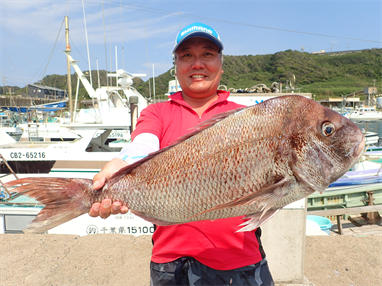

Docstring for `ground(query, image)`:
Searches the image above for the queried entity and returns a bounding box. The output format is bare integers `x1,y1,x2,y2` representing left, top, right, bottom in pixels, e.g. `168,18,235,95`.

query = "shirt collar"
169,90,230,108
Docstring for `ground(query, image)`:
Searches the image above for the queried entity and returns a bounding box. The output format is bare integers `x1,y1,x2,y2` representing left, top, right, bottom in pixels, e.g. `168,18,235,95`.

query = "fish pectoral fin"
236,209,280,232
191,177,290,219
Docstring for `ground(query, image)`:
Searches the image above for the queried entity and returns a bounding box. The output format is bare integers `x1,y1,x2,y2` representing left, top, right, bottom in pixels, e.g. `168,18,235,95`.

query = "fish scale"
5,95,365,233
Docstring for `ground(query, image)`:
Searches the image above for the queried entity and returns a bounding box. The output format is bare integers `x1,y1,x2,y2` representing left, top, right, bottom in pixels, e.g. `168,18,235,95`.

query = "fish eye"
322,123,335,136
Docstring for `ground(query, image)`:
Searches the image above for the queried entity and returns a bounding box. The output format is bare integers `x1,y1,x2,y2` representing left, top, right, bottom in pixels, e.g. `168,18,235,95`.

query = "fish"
5,95,365,234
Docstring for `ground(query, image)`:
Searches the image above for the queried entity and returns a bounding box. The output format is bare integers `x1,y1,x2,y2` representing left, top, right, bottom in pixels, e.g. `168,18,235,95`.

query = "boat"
307,167,382,221
0,191,153,235
2,100,67,114
0,66,147,178
0,16,148,182
363,130,380,146
0,69,147,180
331,107,351,119
16,109,130,143
165,79,182,96
0,111,24,145
349,107,382,121
0,17,153,235
350,145,382,171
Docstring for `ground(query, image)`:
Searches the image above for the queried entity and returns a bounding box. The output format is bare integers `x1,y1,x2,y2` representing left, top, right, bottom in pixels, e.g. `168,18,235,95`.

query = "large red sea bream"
5,95,365,233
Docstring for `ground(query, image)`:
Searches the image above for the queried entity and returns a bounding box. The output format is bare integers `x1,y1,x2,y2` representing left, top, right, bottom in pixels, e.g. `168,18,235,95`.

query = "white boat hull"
0,205,154,236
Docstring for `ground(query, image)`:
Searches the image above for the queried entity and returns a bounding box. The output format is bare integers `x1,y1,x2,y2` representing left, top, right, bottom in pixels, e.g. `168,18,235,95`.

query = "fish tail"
4,177,94,234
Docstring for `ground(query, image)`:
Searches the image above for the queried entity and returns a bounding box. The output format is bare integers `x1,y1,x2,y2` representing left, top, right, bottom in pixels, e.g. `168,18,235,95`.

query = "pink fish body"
6,95,365,233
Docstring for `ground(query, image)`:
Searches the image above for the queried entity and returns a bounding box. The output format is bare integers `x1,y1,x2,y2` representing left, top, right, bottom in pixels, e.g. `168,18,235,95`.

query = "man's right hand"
89,158,129,219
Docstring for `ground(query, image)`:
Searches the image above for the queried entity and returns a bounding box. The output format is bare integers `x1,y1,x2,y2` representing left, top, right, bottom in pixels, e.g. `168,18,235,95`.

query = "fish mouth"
357,135,366,156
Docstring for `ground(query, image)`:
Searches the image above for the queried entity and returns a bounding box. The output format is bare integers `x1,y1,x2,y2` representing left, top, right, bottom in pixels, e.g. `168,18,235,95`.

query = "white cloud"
2,1,77,40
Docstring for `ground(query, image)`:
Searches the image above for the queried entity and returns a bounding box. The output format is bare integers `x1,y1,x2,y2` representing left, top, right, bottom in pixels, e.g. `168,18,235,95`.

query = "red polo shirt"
131,90,264,270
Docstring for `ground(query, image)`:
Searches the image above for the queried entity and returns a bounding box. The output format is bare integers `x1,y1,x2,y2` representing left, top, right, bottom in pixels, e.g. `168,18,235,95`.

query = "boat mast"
65,16,73,123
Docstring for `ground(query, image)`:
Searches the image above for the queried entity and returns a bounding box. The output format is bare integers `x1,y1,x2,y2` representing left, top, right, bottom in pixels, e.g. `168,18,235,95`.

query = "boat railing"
0,153,21,201
0,201,44,207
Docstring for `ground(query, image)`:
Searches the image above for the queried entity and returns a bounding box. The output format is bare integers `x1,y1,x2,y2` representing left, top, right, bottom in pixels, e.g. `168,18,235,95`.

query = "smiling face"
174,37,223,100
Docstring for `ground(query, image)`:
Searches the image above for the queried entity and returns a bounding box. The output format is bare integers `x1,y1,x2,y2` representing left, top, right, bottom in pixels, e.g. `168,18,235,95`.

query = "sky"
0,0,381,89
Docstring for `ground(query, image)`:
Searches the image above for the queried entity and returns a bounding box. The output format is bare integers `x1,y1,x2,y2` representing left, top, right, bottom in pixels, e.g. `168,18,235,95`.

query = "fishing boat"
0,16,148,183
0,112,24,145
349,107,382,121
0,26,152,235
0,192,153,236
3,100,68,114
363,130,380,146
165,79,182,96
1,72,146,178
0,68,147,181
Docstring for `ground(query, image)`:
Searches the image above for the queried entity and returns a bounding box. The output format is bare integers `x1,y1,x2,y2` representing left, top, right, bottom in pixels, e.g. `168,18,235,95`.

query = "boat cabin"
354,107,378,113
28,84,68,100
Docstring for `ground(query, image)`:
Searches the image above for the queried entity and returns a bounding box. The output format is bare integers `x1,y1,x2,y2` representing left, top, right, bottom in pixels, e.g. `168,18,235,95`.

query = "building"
27,84,68,100
317,97,361,109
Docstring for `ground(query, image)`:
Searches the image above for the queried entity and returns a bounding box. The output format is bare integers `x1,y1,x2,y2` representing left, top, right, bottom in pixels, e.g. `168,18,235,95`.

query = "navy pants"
150,257,274,286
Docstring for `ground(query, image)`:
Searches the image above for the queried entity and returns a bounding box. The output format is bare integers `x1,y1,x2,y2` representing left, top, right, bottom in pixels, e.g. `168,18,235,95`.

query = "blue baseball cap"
172,22,224,54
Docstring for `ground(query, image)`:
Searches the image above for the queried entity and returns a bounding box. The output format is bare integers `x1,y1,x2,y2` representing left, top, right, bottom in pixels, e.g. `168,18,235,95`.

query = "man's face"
174,37,223,99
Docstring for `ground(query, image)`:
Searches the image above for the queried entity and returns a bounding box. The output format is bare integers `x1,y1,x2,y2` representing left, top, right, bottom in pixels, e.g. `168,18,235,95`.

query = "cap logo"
180,26,213,37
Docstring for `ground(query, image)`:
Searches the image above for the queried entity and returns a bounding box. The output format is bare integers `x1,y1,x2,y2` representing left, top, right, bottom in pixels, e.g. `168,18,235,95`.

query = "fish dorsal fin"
105,106,247,187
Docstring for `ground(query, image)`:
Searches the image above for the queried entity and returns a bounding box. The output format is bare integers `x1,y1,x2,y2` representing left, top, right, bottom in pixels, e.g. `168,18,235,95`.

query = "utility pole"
65,16,73,123
2,76,5,95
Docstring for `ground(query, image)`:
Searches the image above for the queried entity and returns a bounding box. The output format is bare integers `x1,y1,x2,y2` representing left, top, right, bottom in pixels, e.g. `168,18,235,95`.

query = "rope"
40,20,65,83
80,0,381,44
0,45,28,86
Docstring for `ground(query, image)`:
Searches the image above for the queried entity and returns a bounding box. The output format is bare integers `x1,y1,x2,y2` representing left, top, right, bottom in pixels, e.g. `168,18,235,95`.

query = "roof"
28,84,67,92
318,98,360,103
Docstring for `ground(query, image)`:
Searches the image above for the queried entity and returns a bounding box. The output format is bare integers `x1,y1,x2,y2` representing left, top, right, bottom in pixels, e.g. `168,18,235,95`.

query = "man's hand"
89,158,129,219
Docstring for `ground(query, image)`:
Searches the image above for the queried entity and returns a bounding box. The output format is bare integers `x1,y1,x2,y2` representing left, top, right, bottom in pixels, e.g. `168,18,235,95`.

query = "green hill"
5,48,381,102
139,48,382,100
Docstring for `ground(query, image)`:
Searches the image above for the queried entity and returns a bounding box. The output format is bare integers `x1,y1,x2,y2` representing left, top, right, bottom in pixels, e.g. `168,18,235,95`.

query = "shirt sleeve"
114,133,160,164
131,104,163,141
114,103,164,164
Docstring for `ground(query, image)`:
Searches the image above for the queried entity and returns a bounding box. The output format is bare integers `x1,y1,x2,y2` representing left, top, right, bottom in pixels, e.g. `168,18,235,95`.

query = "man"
90,22,274,286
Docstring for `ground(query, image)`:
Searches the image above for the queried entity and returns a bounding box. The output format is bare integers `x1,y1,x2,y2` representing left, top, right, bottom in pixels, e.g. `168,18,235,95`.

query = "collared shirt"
131,90,264,270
